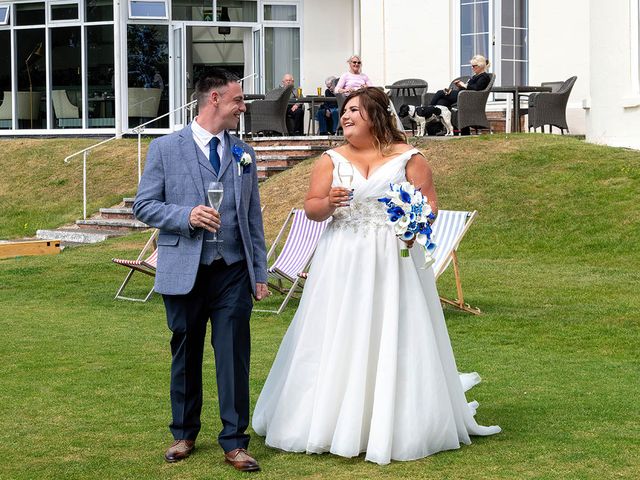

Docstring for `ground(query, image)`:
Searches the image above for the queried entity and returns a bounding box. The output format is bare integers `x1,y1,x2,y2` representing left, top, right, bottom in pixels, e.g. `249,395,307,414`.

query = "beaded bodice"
324,148,420,233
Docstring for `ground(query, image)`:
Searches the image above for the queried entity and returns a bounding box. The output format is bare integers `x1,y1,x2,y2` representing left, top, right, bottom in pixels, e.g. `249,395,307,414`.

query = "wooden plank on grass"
0,240,61,259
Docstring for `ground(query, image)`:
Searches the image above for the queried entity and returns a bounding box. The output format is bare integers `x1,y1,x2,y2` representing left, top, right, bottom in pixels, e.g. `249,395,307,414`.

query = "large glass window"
129,0,168,19
85,0,113,22
0,30,11,129
17,29,46,129
264,4,296,21
172,0,210,21
219,0,257,22
172,0,256,22
500,0,528,85
264,27,299,91
460,0,489,76
127,24,168,128
16,2,45,26
459,0,528,84
0,5,9,25
51,26,82,128
87,24,115,128
50,2,79,21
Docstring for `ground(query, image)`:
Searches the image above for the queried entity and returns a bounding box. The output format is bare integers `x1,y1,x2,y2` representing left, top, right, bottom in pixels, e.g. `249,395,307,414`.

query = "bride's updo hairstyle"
342,87,406,154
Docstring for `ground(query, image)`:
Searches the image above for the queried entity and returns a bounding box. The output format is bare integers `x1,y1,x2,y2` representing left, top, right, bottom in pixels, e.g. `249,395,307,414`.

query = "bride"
252,87,500,465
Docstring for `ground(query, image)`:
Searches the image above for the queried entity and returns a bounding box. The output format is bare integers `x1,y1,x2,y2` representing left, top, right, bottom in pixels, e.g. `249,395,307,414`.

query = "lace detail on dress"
329,198,390,234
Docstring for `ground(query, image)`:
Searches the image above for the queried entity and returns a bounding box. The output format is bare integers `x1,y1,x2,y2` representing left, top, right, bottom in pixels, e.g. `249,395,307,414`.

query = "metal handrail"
64,99,197,219
63,72,256,220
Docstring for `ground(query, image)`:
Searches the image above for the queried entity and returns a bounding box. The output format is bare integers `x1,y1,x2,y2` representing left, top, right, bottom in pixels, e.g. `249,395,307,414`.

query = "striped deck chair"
255,208,330,314
430,210,480,314
112,230,158,302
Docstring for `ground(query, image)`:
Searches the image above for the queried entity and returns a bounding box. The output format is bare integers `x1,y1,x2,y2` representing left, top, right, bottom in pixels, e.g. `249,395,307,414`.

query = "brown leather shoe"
224,448,260,472
164,439,195,463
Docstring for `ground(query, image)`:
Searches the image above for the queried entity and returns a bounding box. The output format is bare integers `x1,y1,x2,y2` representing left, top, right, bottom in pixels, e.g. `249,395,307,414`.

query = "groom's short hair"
195,68,239,109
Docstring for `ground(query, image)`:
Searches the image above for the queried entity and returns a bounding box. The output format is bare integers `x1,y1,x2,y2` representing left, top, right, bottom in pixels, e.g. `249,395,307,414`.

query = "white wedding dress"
252,148,500,465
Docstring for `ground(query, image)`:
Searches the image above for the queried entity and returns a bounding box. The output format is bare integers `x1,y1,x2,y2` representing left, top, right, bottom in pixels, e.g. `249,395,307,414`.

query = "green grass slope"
0,134,638,479
0,137,150,238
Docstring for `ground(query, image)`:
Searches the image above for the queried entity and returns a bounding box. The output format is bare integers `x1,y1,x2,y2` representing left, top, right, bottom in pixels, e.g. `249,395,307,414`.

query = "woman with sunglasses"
335,55,372,94
429,54,491,109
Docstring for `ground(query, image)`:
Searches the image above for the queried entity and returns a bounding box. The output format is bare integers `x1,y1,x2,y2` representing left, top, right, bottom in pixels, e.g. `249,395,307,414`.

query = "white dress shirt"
191,117,225,162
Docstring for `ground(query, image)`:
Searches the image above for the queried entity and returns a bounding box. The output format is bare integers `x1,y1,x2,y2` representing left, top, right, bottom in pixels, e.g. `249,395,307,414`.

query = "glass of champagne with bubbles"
337,162,354,218
207,181,224,242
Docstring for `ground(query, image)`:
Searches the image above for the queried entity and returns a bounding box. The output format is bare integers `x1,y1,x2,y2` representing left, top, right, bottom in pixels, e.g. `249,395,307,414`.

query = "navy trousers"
162,260,253,452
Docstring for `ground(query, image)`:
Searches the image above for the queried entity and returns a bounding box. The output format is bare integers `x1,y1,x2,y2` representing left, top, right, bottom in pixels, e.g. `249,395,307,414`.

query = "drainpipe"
353,0,361,54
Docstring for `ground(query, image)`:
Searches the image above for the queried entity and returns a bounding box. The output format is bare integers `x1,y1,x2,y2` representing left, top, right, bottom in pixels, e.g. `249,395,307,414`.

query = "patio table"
491,85,553,132
385,84,428,96
289,95,338,135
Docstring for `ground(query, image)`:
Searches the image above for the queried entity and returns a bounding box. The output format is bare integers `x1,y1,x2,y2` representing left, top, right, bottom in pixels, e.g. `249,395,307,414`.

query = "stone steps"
247,136,341,180
36,227,126,245
76,218,148,231
100,207,134,219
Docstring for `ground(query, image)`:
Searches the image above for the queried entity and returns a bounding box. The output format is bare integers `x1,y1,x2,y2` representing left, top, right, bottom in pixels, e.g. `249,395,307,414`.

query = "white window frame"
49,0,80,23
128,0,169,21
0,3,10,25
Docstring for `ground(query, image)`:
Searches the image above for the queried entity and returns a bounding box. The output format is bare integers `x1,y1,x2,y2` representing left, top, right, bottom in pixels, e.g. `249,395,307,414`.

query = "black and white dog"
397,104,454,136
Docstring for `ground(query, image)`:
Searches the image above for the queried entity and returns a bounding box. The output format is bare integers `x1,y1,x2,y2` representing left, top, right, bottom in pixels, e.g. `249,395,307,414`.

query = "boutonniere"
232,144,252,176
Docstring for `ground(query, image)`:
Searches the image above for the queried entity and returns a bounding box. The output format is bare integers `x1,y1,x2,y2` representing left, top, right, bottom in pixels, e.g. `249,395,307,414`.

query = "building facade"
0,0,639,149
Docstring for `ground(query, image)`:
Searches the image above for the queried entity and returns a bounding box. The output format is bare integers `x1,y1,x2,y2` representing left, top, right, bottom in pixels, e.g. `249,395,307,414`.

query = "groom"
133,69,268,472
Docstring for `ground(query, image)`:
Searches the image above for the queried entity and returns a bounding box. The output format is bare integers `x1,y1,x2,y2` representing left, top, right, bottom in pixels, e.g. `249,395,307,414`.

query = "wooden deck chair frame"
254,208,329,315
431,210,481,315
112,229,158,302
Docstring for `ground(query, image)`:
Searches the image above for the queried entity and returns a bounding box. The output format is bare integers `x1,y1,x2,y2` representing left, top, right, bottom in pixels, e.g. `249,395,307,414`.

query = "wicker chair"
388,79,428,132
527,76,577,134
249,85,293,136
452,73,496,133
333,93,348,135
421,77,469,105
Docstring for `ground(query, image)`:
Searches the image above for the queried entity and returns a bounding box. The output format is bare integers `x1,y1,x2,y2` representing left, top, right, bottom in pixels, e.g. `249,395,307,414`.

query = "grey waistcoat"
195,144,245,266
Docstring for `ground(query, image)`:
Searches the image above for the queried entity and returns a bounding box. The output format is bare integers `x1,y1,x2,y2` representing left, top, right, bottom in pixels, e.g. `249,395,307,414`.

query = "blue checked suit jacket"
133,124,267,296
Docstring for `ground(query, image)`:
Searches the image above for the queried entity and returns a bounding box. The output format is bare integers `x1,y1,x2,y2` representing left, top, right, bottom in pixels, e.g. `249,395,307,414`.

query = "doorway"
168,24,262,130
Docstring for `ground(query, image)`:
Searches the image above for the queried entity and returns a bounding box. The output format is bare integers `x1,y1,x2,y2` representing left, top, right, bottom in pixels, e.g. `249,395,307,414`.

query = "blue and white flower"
378,181,436,266
232,145,253,176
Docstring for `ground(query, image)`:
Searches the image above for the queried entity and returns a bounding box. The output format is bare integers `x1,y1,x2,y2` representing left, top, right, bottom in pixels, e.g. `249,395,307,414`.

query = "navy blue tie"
209,137,220,175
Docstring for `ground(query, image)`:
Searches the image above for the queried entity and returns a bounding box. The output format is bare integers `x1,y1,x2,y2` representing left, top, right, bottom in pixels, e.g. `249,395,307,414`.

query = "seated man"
282,73,304,136
317,76,339,135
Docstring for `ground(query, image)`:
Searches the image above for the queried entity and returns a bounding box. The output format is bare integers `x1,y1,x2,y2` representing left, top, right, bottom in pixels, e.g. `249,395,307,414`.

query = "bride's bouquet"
378,182,437,267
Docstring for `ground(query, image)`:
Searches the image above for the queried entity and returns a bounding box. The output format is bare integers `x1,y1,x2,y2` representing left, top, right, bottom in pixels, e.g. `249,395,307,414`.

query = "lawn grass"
0,137,151,238
0,134,639,479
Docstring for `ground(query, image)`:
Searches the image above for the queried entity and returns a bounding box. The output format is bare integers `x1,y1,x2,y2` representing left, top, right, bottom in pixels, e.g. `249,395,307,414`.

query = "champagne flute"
337,162,354,218
207,181,224,242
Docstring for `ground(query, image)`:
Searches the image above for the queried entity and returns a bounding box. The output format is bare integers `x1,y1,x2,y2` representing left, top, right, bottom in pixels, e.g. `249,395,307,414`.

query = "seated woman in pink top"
335,55,372,94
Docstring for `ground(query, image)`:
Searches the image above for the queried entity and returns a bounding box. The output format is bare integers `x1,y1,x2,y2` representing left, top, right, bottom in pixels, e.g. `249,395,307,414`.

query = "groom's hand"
189,205,221,233
254,283,269,301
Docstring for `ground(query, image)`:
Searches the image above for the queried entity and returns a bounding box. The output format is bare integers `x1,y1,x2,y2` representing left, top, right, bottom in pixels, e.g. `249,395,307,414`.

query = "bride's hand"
401,238,415,248
328,186,352,208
